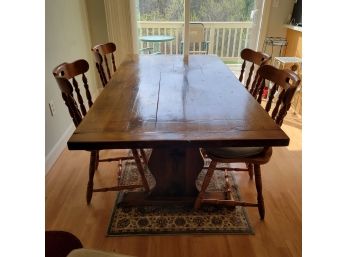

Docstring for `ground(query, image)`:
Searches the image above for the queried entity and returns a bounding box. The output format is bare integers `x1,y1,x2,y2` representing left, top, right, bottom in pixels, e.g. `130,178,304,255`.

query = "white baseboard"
45,123,75,174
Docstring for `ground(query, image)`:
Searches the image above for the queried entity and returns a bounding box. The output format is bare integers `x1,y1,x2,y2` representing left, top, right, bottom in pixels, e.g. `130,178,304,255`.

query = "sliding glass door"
134,0,264,61
191,0,264,60
135,0,184,55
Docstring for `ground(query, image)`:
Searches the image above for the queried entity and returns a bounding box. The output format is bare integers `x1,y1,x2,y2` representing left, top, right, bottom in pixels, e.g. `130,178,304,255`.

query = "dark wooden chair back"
53,59,150,206
239,48,271,92
91,42,117,87
251,64,301,126
52,59,93,127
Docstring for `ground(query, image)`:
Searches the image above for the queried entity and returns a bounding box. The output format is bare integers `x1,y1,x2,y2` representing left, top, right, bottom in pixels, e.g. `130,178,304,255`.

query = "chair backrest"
91,42,117,87
239,48,271,92
251,64,301,126
189,23,205,43
52,59,93,127
183,23,208,54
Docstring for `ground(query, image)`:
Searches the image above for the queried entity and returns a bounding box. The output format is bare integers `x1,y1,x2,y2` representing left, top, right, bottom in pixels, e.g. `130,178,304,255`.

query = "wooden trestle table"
67,55,289,206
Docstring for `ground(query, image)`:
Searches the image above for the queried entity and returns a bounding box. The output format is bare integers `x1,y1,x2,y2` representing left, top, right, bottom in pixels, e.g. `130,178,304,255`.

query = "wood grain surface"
68,55,289,150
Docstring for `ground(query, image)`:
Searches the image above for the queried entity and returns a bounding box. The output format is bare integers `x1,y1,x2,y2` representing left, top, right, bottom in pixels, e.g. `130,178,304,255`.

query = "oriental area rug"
107,159,253,236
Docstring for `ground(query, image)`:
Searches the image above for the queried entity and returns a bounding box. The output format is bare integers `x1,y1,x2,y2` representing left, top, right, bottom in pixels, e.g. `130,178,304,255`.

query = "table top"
139,35,175,42
68,55,289,150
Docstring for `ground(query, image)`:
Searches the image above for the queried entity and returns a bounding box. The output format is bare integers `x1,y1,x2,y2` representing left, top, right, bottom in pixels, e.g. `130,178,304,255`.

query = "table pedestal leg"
118,147,204,206
148,147,204,197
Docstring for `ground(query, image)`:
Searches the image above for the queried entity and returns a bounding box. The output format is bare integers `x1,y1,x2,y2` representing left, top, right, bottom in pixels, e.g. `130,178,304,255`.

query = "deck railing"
137,21,253,61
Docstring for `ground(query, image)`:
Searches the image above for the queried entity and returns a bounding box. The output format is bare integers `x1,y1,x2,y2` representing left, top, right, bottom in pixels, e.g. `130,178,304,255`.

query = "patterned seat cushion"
205,147,264,159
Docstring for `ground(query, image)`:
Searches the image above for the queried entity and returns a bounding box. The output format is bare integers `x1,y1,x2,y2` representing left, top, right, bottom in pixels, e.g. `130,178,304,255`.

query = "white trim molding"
45,123,74,174
129,0,139,54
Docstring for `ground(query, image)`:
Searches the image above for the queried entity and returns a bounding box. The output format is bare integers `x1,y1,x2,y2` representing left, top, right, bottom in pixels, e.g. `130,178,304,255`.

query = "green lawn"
223,60,243,65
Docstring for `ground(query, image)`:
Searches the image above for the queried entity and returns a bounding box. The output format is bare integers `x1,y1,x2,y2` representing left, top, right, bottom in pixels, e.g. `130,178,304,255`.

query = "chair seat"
205,146,264,159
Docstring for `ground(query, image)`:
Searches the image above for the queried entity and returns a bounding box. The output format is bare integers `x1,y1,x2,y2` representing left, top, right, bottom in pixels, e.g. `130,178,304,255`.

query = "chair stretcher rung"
203,166,249,172
98,156,134,162
202,198,258,207
93,184,143,192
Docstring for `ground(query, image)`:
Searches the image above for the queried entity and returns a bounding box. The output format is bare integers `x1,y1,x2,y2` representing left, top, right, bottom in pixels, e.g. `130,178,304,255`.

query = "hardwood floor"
46,113,302,257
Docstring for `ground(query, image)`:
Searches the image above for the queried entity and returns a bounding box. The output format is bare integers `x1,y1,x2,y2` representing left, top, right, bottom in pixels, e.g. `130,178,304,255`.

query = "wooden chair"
91,42,152,182
180,23,209,54
239,48,271,93
52,59,150,205
189,23,209,54
195,65,301,219
200,48,270,178
91,42,117,87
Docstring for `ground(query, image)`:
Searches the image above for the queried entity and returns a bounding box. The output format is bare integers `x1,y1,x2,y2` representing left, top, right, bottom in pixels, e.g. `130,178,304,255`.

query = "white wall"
266,0,295,38
258,0,295,51
45,0,99,172
85,0,109,89
85,0,108,47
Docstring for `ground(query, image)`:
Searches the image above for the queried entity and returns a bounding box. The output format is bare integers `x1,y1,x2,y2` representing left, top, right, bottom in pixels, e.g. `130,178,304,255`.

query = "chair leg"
131,149,150,192
200,148,208,158
194,160,217,209
140,149,148,166
95,151,99,171
86,151,98,205
247,163,254,180
117,160,122,184
254,164,265,220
